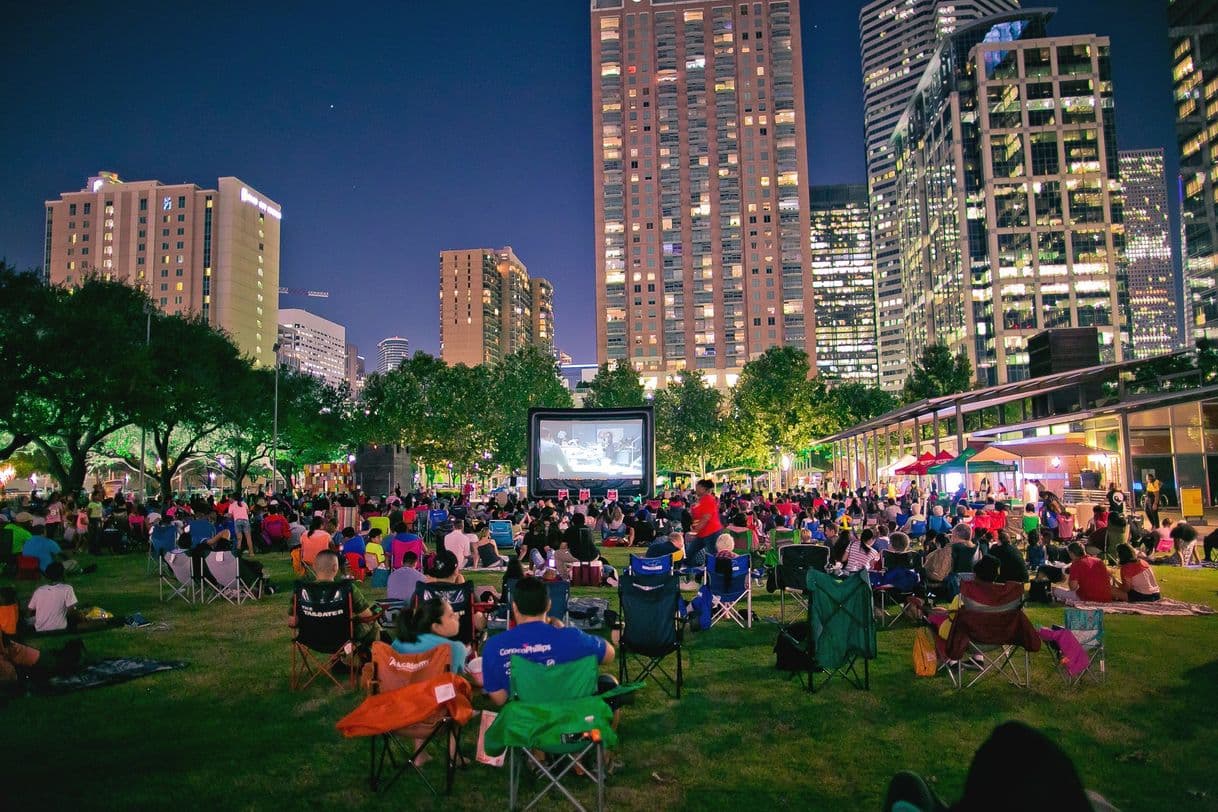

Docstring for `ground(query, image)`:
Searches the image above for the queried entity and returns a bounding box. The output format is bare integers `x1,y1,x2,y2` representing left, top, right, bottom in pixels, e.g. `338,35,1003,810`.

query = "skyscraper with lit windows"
808,184,878,385
892,10,1126,384
1169,0,1218,343
591,0,813,391
859,0,1022,391
1119,148,1179,358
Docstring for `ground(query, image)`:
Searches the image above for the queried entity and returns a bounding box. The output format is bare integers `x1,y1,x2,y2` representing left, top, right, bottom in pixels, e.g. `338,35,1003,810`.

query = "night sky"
0,1,1178,364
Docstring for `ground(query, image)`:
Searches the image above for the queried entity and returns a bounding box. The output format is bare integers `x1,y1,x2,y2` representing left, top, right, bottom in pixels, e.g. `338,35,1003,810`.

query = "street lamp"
272,342,281,495
139,301,153,498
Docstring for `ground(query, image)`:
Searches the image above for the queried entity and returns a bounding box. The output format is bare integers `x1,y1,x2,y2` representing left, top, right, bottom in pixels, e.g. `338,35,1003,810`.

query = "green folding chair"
484,656,640,812
778,569,877,693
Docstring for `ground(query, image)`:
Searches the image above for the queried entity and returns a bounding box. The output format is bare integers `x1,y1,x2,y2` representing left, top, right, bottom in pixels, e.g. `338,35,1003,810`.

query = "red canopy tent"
894,452,938,476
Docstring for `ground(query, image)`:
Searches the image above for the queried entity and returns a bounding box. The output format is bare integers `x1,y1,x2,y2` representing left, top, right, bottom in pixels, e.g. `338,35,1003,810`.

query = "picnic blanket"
43,657,189,694
1060,597,1215,616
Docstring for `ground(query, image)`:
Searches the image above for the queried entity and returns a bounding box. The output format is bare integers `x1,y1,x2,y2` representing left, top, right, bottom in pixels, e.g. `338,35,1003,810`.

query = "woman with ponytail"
390,597,467,673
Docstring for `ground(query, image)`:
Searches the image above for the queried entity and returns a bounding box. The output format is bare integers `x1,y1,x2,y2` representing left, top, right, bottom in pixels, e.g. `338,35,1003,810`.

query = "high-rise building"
376,336,410,373
345,343,366,395
44,171,281,364
276,308,347,389
859,0,1022,391
892,11,1126,384
591,0,813,391
438,246,554,365
808,184,879,385
1169,0,1218,343
531,276,555,350
498,247,534,356
1119,148,1179,358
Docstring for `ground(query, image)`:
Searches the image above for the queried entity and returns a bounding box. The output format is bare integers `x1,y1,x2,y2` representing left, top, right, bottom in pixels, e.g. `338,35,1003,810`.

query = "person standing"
688,478,723,567
1143,474,1161,529
229,496,254,556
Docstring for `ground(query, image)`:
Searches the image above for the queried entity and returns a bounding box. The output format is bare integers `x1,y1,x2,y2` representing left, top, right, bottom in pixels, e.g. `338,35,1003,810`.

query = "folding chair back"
203,551,243,603
16,555,41,580
162,550,196,602
369,640,452,693
294,581,355,653
368,516,390,538
1060,607,1106,684
511,653,598,703
413,581,476,650
777,544,828,621
547,579,571,625
946,580,1037,688
705,554,753,628
728,528,753,553
772,528,796,546
629,553,673,576
344,552,367,581
804,569,876,692
618,572,684,697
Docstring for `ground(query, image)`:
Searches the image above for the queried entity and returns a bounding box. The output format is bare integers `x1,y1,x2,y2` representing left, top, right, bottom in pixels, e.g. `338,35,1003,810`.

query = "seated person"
363,528,387,570
564,512,599,562
1054,542,1114,603
391,596,469,676
646,530,686,563
1114,542,1160,602
1170,521,1200,566
386,551,424,601
193,529,273,592
988,529,1028,583
482,576,616,709
0,631,85,697
310,550,379,647
339,527,366,568
472,525,508,568
551,541,578,579
26,563,78,633
300,518,335,567
20,525,79,576
845,528,881,573
443,519,474,569
932,555,1007,641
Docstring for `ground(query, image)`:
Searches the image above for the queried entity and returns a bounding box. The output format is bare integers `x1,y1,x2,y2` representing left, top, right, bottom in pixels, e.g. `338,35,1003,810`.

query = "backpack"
774,620,815,672
912,627,938,677
924,546,952,583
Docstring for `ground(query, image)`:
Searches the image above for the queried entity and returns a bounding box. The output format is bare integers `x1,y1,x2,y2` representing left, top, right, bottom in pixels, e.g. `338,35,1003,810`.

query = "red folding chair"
16,555,41,581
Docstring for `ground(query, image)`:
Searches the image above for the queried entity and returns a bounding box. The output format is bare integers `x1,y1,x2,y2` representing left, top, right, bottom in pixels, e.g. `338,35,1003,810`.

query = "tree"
0,261,53,461
730,347,828,468
901,342,973,404
581,360,645,409
135,312,253,497
819,382,897,432
205,368,278,489
361,352,453,476
489,345,573,472
653,369,726,477
9,275,152,494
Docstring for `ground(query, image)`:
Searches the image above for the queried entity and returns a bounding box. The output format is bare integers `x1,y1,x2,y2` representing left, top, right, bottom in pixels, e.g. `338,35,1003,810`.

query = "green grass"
4,548,1217,811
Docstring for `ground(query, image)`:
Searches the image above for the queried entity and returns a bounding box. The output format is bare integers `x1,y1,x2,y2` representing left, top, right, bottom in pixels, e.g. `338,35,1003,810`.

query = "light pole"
139,302,152,499
271,342,281,495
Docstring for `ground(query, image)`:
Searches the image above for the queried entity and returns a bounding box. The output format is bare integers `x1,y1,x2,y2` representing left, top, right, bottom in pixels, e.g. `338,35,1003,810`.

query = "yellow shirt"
1146,480,1161,496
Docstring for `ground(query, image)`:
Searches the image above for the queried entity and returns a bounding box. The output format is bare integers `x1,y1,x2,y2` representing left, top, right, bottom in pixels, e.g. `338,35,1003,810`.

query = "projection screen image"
536,418,643,480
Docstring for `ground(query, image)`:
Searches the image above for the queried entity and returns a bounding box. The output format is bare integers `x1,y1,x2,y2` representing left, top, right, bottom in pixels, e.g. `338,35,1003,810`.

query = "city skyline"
0,1,1181,365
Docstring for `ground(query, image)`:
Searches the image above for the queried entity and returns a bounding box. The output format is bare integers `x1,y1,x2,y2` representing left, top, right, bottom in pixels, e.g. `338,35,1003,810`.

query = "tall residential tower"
859,0,1022,391
376,336,410,373
438,246,554,366
591,0,813,390
44,171,281,364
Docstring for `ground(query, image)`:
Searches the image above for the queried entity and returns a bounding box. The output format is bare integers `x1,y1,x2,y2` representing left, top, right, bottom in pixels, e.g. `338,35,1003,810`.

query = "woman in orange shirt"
689,479,723,566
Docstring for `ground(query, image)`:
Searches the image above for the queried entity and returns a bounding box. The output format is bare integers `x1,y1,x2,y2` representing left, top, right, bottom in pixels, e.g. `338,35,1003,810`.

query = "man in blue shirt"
483,576,614,706
21,522,79,574
188,514,217,549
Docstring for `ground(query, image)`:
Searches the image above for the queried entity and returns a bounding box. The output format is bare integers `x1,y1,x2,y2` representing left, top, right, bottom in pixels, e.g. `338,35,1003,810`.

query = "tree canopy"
581,360,645,409
901,342,973,404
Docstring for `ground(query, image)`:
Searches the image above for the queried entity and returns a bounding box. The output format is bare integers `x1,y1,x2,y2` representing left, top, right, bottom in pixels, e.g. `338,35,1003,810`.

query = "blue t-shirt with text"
482,621,607,695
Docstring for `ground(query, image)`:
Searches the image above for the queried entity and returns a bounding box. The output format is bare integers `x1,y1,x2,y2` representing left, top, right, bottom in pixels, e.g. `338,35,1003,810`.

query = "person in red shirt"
689,479,723,565
1063,542,1114,602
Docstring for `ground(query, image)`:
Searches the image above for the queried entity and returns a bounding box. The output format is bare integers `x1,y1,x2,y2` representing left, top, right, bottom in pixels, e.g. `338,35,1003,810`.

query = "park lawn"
3,549,1216,812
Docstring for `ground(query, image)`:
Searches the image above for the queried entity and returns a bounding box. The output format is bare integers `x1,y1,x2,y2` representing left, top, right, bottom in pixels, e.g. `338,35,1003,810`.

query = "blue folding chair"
703,554,752,628
628,553,673,576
